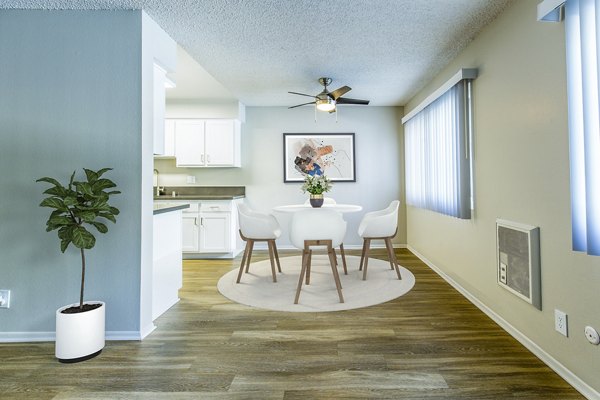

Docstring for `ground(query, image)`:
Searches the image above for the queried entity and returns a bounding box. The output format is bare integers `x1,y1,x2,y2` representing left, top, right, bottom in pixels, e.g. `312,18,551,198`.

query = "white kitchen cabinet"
198,201,232,253
174,119,241,167
155,119,176,158
181,213,200,252
152,64,167,155
155,199,240,258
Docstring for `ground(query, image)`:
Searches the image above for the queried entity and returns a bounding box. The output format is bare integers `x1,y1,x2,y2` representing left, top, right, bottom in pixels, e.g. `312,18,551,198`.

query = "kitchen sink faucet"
153,169,164,196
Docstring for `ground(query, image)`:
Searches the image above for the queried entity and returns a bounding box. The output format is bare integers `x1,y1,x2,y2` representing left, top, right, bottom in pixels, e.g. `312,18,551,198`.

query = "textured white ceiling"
2,0,514,106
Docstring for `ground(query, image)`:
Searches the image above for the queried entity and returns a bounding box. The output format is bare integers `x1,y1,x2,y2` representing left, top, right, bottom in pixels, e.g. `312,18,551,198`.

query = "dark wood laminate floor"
0,248,584,399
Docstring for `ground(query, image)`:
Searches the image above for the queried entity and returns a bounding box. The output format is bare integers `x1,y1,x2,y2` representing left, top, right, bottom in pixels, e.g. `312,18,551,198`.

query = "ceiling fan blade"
288,91,317,98
328,86,351,100
288,101,316,109
336,97,370,105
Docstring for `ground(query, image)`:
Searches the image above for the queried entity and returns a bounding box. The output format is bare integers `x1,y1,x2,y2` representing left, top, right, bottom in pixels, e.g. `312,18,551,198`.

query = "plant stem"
80,248,86,310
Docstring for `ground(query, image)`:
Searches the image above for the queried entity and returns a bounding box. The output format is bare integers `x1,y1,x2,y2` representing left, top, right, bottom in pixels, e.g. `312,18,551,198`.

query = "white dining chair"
236,203,282,283
302,197,348,275
290,208,346,304
357,200,402,281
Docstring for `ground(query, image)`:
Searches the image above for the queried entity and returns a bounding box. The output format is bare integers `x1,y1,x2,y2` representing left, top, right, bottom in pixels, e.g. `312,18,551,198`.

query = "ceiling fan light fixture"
316,97,336,112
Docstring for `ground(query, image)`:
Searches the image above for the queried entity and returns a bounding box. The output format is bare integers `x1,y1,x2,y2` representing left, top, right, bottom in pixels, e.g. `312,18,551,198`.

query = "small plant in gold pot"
301,174,332,207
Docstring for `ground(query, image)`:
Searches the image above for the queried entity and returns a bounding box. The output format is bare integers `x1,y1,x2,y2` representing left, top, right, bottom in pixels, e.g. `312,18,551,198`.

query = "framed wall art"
283,133,356,182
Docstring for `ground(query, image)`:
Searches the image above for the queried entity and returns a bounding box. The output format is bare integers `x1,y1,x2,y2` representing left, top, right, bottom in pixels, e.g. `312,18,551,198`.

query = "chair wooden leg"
359,239,367,271
272,241,282,273
244,240,254,273
339,243,348,275
362,239,371,280
384,237,395,270
295,247,310,304
386,238,402,280
332,248,339,266
306,250,313,285
236,241,251,283
267,240,277,282
327,245,344,303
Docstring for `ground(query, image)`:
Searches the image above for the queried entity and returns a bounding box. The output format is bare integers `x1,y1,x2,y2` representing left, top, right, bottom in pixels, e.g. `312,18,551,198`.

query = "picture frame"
283,133,356,182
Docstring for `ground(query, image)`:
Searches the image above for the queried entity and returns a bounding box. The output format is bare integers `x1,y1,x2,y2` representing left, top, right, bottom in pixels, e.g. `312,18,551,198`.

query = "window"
540,0,600,255
402,69,476,219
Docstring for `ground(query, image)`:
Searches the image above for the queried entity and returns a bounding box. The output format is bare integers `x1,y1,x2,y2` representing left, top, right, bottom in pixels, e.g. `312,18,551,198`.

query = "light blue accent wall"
0,10,142,333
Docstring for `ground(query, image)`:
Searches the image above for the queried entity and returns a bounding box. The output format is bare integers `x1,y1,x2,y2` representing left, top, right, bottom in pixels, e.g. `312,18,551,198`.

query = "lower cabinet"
159,200,242,258
198,212,231,252
160,200,239,258
182,212,200,252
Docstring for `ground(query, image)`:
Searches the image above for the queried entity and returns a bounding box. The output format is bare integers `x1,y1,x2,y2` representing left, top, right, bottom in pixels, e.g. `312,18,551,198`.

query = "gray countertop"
153,203,190,215
153,186,245,201
154,194,245,201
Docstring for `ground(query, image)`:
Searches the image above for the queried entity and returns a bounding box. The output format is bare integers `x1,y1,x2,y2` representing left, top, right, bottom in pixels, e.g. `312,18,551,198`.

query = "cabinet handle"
207,154,211,163
201,154,205,163
194,217,197,226
201,217,204,227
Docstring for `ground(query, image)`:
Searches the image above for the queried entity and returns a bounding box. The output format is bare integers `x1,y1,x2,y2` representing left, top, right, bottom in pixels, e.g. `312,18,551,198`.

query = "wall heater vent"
496,219,541,310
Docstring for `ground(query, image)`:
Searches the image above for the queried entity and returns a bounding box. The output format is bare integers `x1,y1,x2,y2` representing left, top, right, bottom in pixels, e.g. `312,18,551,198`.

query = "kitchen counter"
153,203,190,215
153,186,245,201
154,194,244,200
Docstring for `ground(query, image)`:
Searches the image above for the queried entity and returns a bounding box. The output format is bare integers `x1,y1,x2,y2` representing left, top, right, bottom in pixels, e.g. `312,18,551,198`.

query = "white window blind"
403,80,473,219
565,0,600,255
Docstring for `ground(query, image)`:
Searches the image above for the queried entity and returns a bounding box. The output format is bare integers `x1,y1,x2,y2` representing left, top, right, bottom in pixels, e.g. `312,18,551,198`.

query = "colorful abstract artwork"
283,133,355,182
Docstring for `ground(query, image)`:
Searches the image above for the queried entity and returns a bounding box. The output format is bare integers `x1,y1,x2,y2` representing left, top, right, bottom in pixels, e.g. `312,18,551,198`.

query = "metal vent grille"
496,219,541,310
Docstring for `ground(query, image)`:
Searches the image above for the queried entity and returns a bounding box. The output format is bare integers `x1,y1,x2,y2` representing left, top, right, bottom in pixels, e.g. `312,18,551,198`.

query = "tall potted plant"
301,174,332,207
37,168,120,363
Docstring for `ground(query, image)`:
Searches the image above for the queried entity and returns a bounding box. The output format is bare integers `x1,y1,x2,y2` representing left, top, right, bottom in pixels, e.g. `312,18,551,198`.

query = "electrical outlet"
555,309,568,337
0,289,10,309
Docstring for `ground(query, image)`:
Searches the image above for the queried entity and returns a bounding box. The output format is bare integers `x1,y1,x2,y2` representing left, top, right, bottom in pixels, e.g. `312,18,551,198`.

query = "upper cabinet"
152,64,167,155
170,119,241,168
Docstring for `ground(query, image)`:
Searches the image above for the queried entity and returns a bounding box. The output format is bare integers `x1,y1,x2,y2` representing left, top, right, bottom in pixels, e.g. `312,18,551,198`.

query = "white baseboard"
139,323,156,340
407,245,600,400
0,330,142,343
251,243,408,251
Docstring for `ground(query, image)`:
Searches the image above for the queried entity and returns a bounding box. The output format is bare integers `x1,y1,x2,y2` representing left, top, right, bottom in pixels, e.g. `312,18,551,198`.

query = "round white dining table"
273,204,362,213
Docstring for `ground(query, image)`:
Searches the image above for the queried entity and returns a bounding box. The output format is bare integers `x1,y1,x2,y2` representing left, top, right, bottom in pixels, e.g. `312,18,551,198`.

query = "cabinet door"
164,119,176,157
182,213,200,252
199,212,231,252
204,120,234,166
176,120,205,166
153,64,167,155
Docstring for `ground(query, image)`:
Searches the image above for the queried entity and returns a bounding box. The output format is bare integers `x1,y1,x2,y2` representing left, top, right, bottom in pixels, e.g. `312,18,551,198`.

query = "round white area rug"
217,255,415,312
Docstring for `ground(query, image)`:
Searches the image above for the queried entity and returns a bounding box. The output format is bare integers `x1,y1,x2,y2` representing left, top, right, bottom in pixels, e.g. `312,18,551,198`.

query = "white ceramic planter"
55,301,105,363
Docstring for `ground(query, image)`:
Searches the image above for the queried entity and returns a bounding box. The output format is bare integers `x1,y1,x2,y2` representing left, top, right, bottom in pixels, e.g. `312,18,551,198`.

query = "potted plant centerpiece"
37,168,120,363
301,174,332,207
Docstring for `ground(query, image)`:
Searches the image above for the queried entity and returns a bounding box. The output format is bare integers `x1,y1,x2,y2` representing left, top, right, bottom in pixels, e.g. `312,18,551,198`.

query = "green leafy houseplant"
301,174,332,195
37,168,120,312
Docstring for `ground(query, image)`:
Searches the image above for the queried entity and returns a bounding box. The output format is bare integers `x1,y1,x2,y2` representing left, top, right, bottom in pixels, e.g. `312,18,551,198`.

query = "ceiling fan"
288,77,370,113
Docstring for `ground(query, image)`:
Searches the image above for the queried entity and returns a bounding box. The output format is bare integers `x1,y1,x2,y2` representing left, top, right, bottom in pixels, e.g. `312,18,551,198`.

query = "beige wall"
405,0,600,394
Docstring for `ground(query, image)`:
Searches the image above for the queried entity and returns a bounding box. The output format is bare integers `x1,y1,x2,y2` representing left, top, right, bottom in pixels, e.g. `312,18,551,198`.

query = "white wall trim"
537,0,565,22
401,68,478,124
407,245,600,400
139,323,157,340
0,331,142,343
249,243,408,251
